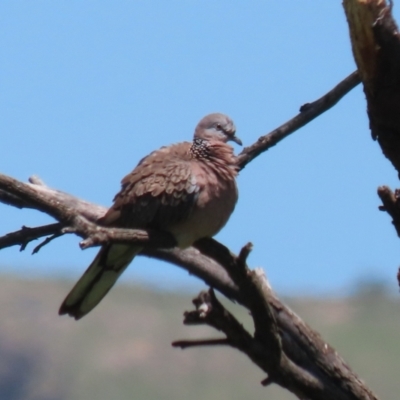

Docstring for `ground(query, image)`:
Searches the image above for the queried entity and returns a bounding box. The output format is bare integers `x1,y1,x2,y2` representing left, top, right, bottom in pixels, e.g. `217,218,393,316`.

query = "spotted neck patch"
190,138,211,159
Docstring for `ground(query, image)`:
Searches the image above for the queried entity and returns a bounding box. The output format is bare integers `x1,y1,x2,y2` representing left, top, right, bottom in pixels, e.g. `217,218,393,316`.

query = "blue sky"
1,1,399,295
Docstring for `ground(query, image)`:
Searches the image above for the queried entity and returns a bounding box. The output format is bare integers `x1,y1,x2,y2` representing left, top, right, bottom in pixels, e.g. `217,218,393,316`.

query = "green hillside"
0,275,398,400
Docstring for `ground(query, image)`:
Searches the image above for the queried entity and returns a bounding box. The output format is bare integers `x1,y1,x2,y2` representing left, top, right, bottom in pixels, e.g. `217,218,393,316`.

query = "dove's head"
194,113,242,146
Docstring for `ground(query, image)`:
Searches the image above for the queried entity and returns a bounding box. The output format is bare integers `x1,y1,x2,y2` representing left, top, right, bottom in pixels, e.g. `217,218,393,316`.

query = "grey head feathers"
194,113,242,145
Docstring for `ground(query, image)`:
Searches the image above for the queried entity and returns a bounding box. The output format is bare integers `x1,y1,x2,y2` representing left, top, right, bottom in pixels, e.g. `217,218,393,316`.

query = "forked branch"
0,70,377,400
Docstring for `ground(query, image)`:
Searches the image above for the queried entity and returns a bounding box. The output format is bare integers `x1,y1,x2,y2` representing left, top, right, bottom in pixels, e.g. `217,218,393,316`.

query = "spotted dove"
59,113,241,319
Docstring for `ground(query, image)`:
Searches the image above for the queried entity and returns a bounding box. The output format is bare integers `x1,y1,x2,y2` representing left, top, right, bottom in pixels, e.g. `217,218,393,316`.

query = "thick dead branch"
0,174,177,251
0,173,105,222
175,289,324,399
187,239,378,400
152,242,379,400
344,0,400,173
194,239,281,364
344,0,400,263
0,183,379,399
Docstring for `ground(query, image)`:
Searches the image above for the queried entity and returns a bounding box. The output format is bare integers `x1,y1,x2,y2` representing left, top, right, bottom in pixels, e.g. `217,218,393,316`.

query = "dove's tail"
59,244,141,319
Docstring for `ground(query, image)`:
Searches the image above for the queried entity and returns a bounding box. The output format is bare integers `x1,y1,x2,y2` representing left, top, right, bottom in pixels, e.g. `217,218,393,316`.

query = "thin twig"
261,376,273,387
237,242,253,267
237,70,361,169
32,231,65,254
0,223,64,251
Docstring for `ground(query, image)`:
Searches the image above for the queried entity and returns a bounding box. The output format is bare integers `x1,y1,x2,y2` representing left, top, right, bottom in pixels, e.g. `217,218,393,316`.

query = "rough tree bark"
1,0,399,399
342,0,400,283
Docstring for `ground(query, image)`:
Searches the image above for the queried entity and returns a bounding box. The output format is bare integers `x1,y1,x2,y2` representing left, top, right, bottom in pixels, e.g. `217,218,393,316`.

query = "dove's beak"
231,135,242,146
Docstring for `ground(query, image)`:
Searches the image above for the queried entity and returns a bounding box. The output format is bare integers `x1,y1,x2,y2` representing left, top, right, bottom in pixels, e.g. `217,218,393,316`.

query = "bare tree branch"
0,174,177,252
0,196,379,400
185,239,378,400
0,67,360,254
194,240,282,364
0,173,105,222
344,0,400,172
0,223,64,252
236,70,360,170
0,69,376,399
344,1,400,288
175,285,378,400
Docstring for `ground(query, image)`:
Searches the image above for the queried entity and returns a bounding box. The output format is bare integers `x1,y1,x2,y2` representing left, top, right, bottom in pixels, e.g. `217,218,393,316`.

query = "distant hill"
0,275,399,400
